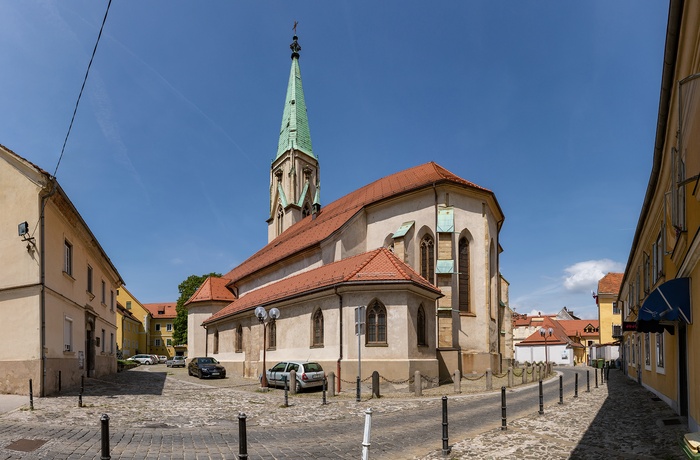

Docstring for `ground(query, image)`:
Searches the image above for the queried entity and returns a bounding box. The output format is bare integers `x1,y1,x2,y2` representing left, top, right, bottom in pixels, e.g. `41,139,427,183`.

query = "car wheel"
188,368,192,376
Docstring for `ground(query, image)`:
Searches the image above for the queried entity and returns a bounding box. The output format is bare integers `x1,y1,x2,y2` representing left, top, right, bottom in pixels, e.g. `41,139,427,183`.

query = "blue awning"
638,278,691,324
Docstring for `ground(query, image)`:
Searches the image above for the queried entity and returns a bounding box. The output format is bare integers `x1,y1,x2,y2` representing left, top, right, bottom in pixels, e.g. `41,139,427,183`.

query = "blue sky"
1,2,669,319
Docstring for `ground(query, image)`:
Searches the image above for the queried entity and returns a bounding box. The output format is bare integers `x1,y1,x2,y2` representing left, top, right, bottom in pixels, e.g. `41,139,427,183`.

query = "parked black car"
187,357,226,379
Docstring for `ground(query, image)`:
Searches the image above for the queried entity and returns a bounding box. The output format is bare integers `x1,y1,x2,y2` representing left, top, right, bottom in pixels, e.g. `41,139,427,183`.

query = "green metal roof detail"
275,36,315,161
436,260,455,274
313,182,321,206
297,181,309,207
277,183,288,207
437,208,454,233
392,221,415,238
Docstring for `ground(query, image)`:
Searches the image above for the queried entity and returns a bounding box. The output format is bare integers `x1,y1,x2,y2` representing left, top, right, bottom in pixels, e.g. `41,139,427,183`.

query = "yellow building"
116,303,142,358
596,273,623,345
619,0,700,432
0,144,122,395
143,303,177,359
116,286,151,357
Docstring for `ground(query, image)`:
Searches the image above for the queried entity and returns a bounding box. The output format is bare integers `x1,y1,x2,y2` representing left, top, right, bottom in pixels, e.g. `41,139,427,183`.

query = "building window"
110,290,114,310
312,309,324,347
166,323,173,332
235,324,243,353
101,329,106,353
166,339,172,346
277,206,284,237
268,321,277,349
64,240,73,276
101,280,106,304
155,324,161,331
643,253,650,294
87,265,93,293
366,300,387,345
656,333,665,369
612,302,620,315
213,330,219,354
155,339,161,347
458,237,470,312
417,305,427,346
126,301,132,310
644,332,651,367
110,333,114,354
672,147,686,232
420,235,434,282
652,232,663,282
64,316,73,352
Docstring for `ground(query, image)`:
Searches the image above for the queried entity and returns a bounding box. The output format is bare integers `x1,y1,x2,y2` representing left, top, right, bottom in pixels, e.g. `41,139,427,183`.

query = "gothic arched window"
420,235,435,282
312,309,324,347
459,237,471,313
235,324,243,353
276,206,284,236
417,305,427,346
366,300,387,345
268,321,277,349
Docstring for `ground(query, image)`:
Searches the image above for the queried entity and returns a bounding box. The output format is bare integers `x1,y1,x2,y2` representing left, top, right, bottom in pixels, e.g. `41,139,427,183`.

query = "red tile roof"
187,277,236,305
597,273,623,295
516,316,572,346
224,162,499,286
143,303,177,318
557,319,600,338
204,247,442,325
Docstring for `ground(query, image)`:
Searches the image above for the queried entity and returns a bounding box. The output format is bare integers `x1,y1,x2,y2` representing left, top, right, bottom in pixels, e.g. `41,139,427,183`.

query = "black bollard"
601,364,605,384
538,380,544,415
322,377,327,405
29,379,34,411
100,414,110,460
606,362,611,381
356,376,361,402
238,412,248,459
558,375,563,404
442,396,450,455
501,386,507,430
284,376,288,407
574,373,579,398
78,392,82,408
595,368,599,388
58,371,62,392
81,374,84,394
587,370,590,392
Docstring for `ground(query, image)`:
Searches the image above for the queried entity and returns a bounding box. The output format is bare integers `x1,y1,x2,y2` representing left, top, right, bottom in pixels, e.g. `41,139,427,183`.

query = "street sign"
355,306,365,336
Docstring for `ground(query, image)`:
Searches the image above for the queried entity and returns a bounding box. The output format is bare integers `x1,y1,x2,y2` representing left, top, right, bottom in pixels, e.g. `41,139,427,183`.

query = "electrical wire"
53,0,113,178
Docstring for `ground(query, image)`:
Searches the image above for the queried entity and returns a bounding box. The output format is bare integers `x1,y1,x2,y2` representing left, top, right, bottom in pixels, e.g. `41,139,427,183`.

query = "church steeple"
268,30,321,243
275,34,315,160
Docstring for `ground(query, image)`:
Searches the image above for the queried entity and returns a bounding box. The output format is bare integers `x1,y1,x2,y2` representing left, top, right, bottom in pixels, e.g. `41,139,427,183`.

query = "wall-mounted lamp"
18,221,36,250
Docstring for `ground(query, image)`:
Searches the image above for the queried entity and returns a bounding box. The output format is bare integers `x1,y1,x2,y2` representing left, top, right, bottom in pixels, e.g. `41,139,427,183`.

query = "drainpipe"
335,287,343,394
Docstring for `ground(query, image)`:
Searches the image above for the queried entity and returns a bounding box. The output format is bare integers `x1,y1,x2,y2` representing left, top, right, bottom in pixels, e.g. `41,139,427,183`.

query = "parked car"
266,361,325,392
166,356,186,368
188,357,226,379
150,355,160,364
126,354,155,365
158,355,168,364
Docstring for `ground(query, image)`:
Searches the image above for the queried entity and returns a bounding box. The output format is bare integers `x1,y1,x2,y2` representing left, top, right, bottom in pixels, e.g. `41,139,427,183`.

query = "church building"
186,35,507,389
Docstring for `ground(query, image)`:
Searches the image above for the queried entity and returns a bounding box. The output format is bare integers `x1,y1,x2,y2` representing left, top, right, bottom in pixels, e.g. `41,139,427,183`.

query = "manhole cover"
6,439,47,452
662,418,682,425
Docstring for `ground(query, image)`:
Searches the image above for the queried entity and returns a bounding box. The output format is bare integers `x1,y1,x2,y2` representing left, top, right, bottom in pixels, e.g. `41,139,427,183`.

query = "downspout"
335,286,343,394
39,179,57,397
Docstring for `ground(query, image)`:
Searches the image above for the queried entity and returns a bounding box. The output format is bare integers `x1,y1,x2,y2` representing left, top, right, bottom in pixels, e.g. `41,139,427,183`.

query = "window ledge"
460,312,476,317
63,271,75,281
365,343,388,347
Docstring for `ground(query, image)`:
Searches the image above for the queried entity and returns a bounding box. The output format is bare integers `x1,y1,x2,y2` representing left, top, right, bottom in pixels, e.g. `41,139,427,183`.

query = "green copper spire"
275,35,315,160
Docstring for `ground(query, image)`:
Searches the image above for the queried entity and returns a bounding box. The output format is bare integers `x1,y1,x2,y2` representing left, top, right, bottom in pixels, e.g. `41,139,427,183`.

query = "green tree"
172,272,221,346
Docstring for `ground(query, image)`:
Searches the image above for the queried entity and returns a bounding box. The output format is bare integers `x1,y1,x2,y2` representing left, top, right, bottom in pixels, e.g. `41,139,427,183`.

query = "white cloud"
562,259,624,293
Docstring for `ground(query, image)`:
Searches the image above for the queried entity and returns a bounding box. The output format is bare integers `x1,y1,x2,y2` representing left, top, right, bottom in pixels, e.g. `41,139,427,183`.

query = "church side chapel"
185,33,507,389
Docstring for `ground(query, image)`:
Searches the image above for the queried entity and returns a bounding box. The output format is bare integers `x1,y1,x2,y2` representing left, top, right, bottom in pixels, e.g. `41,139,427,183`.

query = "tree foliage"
172,272,221,346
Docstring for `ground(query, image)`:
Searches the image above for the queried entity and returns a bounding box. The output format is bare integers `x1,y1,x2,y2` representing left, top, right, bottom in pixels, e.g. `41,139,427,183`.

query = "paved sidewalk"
0,366,690,459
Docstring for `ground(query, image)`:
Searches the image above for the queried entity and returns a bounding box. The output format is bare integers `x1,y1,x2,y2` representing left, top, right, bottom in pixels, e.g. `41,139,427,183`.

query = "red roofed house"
185,35,508,389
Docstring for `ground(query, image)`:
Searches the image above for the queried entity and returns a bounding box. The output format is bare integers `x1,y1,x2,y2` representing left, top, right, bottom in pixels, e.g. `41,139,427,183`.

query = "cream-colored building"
186,35,509,389
0,144,122,395
116,286,151,357
619,0,700,432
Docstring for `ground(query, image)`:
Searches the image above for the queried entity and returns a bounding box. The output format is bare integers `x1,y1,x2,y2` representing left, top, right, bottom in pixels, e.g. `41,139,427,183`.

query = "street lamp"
540,327,553,364
255,306,280,389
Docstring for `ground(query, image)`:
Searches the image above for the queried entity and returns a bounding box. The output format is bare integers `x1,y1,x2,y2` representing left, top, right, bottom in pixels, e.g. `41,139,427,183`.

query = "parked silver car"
126,354,155,365
266,361,325,392
166,356,186,368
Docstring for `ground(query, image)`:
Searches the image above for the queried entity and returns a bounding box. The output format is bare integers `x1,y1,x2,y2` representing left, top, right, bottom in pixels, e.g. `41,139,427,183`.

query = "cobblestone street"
0,365,690,459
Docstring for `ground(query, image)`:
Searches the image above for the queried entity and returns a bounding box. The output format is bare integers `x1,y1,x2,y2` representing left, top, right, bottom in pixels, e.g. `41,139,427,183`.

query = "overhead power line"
53,0,113,178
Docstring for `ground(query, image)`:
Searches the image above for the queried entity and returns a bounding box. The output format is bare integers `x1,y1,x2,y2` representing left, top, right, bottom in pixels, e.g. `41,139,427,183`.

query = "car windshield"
304,363,322,372
198,358,216,364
